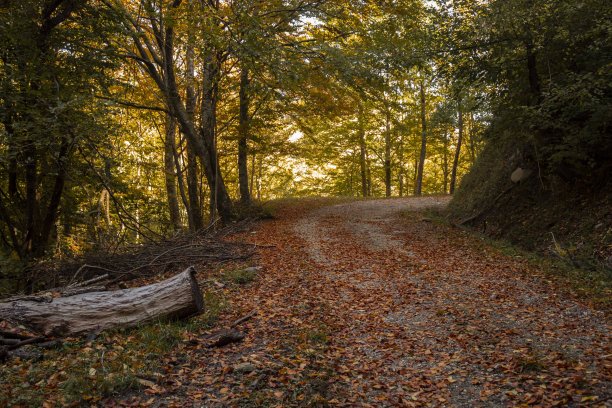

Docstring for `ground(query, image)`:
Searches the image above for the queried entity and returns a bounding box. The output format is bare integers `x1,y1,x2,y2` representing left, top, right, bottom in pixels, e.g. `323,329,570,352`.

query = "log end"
185,266,204,315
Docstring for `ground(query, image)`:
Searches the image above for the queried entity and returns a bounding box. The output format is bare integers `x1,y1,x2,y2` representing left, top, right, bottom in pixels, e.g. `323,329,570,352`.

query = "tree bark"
184,26,204,231
164,115,182,231
442,131,449,194
250,152,256,199
200,52,233,222
127,2,234,224
468,111,476,163
238,65,251,204
450,104,464,194
398,129,404,197
0,267,204,336
415,80,427,196
525,37,541,104
172,135,192,225
358,103,368,198
384,106,392,197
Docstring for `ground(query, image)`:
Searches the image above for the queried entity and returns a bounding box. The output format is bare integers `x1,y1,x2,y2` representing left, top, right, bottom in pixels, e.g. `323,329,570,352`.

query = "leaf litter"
2,197,610,407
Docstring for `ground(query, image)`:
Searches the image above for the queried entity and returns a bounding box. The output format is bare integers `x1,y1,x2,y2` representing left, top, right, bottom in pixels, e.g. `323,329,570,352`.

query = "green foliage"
0,0,608,292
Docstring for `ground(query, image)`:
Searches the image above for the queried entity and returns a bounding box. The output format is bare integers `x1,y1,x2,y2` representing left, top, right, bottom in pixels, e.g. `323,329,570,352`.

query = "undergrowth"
0,289,227,406
223,267,258,285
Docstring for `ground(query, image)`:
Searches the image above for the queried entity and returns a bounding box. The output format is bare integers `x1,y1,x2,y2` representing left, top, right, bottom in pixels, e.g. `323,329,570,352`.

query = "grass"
0,288,228,406
198,290,227,328
515,352,546,373
304,325,330,346
223,267,258,285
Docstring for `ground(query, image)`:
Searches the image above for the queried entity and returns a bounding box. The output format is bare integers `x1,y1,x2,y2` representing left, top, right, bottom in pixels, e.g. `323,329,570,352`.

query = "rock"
136,377,156,388
243,266,262,273
511,167,533,183
234,362,256,374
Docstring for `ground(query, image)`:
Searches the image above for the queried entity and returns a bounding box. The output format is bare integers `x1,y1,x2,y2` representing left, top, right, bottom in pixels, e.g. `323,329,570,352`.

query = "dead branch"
231,310,257,328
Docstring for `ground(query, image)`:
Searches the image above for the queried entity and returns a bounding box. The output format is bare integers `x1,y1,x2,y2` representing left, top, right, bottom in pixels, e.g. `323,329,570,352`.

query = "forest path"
166,197,610,407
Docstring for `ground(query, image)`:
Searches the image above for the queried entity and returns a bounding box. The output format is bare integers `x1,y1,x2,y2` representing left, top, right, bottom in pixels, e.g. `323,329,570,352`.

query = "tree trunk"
358,104,368,198
250,152,256,198
384,106,392,197
450,104,464,194
200,52,233,222
366,150,372,197
238,65,251,204
164,115,182,231
398,130,404,197
24,144,38,255
415,80,427,196
6,121,17,198
257,156,263,200
468,111,476,163
442,131,449,194
0,267,204,337
172,135,193,225
525,37,541,104
184,30,204,231
131,5,233,226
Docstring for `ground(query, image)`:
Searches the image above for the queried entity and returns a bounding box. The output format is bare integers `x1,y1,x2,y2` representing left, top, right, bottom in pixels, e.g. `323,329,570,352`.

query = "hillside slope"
447,135,612,270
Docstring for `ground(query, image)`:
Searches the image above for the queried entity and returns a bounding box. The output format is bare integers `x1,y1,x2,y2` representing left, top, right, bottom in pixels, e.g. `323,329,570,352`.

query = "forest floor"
2,197,611,407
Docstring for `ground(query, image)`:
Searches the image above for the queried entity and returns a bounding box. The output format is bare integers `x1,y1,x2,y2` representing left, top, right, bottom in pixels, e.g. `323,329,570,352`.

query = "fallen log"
0,267,203,337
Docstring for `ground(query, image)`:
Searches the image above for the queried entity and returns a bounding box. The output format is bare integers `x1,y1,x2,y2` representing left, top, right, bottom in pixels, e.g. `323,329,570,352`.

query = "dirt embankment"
447,138,612,271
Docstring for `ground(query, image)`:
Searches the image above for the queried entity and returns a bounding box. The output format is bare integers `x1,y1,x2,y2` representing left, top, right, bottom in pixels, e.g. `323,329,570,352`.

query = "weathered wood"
60,285,107,297
0,267,203,336
231,310,257,328
206,329,245,348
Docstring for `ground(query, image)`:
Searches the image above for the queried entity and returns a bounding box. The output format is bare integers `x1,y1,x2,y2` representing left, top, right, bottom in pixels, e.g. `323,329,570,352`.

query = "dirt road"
165,197,611,407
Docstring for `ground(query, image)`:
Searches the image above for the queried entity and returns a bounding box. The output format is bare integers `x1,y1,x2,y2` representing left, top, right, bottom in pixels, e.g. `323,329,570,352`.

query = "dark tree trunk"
415,80,427,196
525,38,541,104
24,145,38,255
184,31,203,231
153,18,233,224
185,145,203,230
37,140,68,254
442,131,449,194
164,115,182,231
171,134,192,225
238,65,251,204
200,53,233,222
450,104,463,194
6,121,17,198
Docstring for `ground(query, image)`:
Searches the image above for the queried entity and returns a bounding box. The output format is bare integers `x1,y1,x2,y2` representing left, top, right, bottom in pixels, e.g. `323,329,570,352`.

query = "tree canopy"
1,0,610,285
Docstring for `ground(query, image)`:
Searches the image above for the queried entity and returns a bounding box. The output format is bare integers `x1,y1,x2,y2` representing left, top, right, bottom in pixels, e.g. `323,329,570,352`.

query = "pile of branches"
21,221,258,293
0,329,62,362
